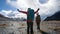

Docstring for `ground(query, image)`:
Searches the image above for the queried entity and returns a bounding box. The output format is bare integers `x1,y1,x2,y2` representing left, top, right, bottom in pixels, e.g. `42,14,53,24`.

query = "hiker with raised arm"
17,8,40,34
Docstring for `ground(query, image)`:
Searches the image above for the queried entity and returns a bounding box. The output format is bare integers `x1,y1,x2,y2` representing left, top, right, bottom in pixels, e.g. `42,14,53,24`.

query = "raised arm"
17,9,27,14
34,8,40,14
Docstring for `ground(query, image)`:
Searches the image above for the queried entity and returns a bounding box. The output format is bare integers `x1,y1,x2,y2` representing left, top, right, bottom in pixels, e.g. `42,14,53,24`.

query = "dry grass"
0,21,60,34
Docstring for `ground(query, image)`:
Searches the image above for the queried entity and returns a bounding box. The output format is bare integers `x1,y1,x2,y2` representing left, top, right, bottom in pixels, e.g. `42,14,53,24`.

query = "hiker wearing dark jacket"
17,8,40,34
36,13,41,31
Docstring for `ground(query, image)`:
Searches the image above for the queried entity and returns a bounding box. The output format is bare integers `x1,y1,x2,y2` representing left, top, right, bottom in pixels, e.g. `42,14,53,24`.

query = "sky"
0,0,60,20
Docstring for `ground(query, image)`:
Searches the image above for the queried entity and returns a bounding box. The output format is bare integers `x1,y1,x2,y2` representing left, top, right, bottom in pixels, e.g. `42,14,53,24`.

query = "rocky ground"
0,21,60,34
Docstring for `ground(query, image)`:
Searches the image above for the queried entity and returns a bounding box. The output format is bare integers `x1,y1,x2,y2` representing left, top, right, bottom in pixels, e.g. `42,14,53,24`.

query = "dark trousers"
36,22,40,31
27,22,33,34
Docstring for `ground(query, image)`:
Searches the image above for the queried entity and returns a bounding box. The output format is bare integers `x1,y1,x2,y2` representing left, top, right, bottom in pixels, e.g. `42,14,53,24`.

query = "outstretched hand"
38,8,40,10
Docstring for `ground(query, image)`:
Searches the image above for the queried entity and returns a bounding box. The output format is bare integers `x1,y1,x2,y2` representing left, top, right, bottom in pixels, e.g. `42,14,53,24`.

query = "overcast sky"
0,0,60,20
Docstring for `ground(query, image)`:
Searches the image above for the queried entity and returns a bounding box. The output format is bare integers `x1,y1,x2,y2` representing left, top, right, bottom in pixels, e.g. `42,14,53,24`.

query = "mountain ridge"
44,11,60,21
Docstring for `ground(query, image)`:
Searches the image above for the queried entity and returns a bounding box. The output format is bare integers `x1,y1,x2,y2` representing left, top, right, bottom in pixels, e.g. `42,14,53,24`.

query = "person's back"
36,13,41,22
36,13,41,31
27,9,34,22
27,9,35,34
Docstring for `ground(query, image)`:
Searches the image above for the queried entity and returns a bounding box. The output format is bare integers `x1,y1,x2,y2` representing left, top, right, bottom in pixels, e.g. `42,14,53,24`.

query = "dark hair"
28,8,31,10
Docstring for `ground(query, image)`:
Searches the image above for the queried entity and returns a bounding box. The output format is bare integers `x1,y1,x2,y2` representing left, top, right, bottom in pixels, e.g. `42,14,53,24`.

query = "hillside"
44,11,60,21
0,14,26,21
0,14,13,21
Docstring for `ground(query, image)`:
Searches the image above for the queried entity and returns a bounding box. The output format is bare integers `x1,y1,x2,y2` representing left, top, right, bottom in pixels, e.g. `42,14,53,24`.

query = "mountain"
13,18,26,21
0,14,13,21
0,14,26,21
44,11,60,21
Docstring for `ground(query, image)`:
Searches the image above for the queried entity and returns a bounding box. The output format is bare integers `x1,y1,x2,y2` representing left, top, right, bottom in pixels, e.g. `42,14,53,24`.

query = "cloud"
0,10,27,18
6,0,60,20
0,10,12,17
